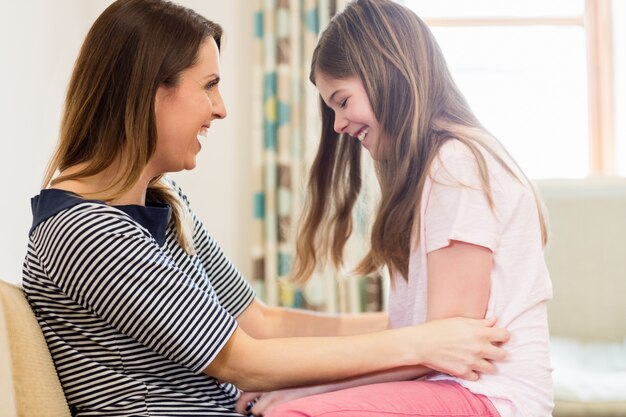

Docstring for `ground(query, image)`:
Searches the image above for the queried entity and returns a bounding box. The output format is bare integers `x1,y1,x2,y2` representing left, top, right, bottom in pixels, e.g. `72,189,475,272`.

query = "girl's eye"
339,98,348,109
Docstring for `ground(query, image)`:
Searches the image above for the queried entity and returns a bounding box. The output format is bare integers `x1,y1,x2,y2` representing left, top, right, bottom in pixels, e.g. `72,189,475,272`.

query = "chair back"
0,280,71,417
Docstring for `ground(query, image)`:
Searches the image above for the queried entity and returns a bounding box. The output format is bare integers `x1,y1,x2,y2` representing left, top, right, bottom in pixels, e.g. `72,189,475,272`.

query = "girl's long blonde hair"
292,0,547,282
43,0,223,253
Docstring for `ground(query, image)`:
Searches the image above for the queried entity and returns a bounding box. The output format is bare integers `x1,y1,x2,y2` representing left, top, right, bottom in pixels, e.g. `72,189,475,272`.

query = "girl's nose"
333,115,348,134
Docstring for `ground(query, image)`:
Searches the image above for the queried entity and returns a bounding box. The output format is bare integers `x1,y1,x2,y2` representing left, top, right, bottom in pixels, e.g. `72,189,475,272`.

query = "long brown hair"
43,0,223,253
292,0,547,282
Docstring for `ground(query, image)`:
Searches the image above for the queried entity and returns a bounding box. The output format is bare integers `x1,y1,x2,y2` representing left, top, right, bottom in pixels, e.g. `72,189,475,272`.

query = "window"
406,0,621,178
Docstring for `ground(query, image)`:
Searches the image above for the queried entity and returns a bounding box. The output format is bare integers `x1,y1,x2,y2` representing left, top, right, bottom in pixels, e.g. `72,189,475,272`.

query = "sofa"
537,178,626,416
1,178,624,417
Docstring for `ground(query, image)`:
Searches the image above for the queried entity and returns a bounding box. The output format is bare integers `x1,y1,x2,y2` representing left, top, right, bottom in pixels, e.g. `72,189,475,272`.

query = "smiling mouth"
356,127,369,142
197,126,209,140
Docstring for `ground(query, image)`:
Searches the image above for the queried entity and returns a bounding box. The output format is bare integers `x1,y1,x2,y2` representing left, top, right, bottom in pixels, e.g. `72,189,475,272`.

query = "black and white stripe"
23,182,255,416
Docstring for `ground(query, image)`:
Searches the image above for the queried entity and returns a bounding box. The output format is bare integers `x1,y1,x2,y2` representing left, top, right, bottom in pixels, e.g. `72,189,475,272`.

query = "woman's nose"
212,91,227,120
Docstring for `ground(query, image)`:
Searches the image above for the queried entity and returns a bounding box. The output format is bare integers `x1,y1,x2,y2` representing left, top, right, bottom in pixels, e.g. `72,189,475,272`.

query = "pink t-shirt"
389,139,554,417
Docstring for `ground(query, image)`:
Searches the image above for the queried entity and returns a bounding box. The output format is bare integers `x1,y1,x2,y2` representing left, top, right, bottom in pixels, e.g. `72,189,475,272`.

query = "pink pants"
265,380,501,417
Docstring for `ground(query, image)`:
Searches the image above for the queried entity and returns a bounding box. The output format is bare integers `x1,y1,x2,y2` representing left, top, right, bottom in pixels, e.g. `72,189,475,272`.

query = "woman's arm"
225,241,495,393
237,298,389,338
205,315,507,392
235,240,497,414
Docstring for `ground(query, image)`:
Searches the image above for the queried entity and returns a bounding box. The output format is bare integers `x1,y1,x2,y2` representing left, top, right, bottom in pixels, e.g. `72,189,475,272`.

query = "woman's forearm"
212,316,508,392
263,306,388,337
204,326,421,392
237,299,389,339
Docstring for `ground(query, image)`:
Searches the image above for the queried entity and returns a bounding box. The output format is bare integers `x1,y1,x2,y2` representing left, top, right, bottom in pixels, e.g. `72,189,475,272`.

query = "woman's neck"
50,162,154,206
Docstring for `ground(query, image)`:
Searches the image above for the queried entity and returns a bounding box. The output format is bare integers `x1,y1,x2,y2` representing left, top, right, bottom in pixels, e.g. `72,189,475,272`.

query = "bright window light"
431,26,588,178
408,0,584,19
405,1,589,179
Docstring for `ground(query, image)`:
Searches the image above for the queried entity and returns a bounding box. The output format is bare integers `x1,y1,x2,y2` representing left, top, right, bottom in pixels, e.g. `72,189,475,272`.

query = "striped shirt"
23,181,255,416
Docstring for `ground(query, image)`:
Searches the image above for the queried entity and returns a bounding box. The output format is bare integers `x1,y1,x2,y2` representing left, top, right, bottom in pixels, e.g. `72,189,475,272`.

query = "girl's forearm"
298,365,432,396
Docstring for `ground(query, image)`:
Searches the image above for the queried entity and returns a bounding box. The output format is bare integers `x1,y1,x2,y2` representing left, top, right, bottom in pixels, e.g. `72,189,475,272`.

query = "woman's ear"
154,85,167,114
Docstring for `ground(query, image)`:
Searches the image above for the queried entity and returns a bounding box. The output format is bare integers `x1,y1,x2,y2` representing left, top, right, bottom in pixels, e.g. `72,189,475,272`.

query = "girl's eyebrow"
329,89,346,102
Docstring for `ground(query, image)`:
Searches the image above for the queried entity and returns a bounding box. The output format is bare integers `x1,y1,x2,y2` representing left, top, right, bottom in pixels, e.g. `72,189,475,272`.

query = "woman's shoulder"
30,189,142,238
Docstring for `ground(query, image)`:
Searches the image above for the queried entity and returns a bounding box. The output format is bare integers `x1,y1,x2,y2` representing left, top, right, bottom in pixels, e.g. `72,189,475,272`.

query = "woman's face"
152,37,227,174
315,72,384,159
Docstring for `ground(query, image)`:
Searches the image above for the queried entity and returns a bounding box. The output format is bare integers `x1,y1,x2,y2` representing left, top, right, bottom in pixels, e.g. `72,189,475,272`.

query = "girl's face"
315,72,383,159
152,37,226,174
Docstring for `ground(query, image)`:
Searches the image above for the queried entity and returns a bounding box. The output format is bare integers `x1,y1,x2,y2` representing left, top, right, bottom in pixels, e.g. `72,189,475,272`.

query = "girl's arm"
204,315,507,392
426,240,492,321
237,298,389,338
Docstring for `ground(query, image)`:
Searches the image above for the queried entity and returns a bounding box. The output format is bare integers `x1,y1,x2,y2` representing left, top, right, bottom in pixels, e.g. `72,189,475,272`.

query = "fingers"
250,394,276,416
235,392,262,414
420,317,509,382
462,370,479,381
470,318,509,339
482,342,507,362
481,317,498,327
488,327,510,343
474,358,496,374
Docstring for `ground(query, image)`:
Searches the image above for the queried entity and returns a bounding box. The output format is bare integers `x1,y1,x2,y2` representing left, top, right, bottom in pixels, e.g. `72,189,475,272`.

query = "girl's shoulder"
429,139,484,186
430,137,530,197
434,137,495,167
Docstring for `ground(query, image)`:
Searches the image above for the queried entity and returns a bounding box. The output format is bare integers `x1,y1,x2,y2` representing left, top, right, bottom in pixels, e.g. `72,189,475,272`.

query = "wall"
0,0,254,283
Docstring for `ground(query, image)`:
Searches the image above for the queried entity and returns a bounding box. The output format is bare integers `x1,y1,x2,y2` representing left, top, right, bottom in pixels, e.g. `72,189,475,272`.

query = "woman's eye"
205,81,218,94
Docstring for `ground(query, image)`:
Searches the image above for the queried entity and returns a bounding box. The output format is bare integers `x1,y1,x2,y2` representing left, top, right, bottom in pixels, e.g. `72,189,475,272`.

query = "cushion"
537,178,626,342
551,336,626,416
551,336,626,402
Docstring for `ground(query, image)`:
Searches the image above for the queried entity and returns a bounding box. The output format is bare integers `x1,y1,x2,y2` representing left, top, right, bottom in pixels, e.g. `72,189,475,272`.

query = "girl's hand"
415,317,509,380
236,387,319,416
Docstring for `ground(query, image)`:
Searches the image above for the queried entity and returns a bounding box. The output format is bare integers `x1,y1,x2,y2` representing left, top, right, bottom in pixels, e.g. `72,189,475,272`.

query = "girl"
23,0,509,416
240,1,553,416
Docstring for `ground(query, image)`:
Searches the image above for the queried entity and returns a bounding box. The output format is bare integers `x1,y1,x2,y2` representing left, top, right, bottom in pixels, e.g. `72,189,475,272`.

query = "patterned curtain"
252,0,384,313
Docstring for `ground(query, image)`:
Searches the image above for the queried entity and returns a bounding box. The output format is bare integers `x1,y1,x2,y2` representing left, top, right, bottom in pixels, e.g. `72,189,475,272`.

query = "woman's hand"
414,317,509,380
